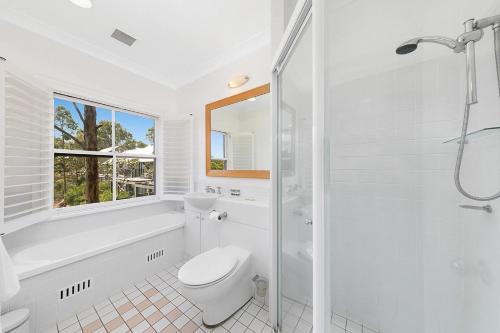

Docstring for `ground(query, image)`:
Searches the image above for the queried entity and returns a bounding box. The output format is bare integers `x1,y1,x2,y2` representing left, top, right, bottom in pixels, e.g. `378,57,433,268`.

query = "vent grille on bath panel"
58,278,93,301
147,249,165,263
111,29,137,46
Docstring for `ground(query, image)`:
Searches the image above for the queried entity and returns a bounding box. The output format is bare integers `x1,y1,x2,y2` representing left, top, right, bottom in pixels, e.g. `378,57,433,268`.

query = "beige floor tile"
117,302,134,314
166,308,182,322
160,303,176,316
144,288,159,298
105,317,125,332
127,313,146,329
82,319,103,333
159,324,178,333
136,299,153,312
154,297,169,309
180,320,199,333
109,323,130,333
146,310,164,325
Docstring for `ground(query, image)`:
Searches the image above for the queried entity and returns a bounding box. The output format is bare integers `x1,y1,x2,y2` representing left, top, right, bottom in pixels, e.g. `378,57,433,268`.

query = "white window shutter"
162,117,193,196
229,132,255,170
1,63,52,230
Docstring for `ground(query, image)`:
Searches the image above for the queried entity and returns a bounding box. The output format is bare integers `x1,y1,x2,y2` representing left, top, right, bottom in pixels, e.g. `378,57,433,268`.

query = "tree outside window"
53,97,156,208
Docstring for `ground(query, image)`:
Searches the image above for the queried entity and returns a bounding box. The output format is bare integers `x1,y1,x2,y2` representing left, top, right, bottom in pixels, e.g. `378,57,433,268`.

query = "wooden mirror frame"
205,83,271,179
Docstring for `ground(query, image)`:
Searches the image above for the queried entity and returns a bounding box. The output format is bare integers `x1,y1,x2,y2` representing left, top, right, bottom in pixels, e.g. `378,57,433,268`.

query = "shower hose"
454,28,500,201
453,101,500,201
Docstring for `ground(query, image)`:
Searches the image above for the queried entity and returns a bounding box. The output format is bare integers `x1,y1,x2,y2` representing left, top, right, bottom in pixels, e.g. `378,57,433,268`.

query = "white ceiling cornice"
0,7,178,89
0,7,270,90
175,29,270,88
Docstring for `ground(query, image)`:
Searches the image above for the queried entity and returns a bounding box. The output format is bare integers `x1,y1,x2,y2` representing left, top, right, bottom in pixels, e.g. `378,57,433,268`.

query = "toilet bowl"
178,245,252,326
0,309,30,333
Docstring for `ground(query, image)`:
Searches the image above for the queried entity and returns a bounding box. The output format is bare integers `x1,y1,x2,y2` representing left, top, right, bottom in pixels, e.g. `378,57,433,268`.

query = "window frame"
52,93,159,213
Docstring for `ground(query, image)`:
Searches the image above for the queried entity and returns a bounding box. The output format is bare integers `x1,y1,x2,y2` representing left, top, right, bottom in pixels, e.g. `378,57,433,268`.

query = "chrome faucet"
205,186,216,194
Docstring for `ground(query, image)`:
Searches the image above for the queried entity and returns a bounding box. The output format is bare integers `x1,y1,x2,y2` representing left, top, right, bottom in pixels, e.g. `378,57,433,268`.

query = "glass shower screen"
276,17,313,333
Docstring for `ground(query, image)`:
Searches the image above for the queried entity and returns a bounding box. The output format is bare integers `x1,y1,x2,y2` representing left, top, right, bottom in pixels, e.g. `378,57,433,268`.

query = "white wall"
184,198,271,288
0,14,275,325
176,45,272,199
175,44,273,303
326,0,500,332
0,20,176,116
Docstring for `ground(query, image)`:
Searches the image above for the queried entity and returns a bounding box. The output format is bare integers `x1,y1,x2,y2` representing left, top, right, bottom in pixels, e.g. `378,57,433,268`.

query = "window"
210,130,228,170
53,96,156,208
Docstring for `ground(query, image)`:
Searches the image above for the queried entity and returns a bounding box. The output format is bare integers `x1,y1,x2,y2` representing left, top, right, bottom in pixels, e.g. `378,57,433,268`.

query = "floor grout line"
53,261,275,333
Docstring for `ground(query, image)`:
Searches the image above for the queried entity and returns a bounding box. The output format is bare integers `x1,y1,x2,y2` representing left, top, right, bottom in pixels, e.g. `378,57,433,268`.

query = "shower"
397,15,500,201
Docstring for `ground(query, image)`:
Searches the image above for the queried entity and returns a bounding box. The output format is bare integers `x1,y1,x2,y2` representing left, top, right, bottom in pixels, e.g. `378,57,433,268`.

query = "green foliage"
98,121,147,151
53,104,154,207
65,183,86,206
54,106,79,149
146,127,155,145
54,107,149,152
117,191,131,200
99,181,113,202
211,159,225,170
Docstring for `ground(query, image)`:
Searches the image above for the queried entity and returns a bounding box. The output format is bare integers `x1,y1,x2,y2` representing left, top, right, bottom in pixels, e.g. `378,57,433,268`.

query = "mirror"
206,84,271,179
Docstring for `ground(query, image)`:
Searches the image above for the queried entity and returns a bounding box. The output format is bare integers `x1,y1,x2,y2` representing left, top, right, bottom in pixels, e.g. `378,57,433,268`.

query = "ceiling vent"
111,29,136,46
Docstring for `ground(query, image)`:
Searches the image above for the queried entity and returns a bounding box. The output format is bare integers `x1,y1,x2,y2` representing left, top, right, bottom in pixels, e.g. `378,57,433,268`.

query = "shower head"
396,36,458,54
395,39,419,54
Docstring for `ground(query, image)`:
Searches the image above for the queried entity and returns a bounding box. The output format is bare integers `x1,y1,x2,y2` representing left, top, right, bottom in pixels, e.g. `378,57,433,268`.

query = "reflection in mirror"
210,130,228,170
280,102,296,177
206,84,271,179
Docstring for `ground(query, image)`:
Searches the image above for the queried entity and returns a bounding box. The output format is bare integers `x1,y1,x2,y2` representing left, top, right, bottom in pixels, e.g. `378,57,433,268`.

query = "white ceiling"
0,0,270,89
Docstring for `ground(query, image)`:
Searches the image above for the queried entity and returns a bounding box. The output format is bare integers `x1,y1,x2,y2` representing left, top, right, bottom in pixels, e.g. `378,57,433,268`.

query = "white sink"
183,192,218,210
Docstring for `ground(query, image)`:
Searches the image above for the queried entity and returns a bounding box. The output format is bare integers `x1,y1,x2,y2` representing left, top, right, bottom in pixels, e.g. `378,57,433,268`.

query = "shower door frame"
270,0,328,331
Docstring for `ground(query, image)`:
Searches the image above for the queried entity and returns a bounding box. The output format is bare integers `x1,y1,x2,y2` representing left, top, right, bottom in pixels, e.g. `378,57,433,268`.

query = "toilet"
178,245,252,326
0,309,30,333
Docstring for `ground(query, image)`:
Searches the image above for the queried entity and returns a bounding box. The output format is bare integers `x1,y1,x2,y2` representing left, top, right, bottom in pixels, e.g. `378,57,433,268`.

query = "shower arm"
412,36,459,50
475,15,500,29
474,15,500,97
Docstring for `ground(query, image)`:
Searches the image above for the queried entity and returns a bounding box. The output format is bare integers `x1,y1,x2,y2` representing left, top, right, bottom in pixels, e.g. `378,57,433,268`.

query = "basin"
183,192,218,210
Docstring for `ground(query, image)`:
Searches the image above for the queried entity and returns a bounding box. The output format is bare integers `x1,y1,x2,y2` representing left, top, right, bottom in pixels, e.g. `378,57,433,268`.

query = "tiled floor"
47,262,274,333
330,312,379,333
280,298,312,333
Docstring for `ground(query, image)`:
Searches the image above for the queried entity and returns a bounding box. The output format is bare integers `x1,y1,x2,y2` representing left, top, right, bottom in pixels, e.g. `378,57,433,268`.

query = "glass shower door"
324,0,500,332
277,17,313,333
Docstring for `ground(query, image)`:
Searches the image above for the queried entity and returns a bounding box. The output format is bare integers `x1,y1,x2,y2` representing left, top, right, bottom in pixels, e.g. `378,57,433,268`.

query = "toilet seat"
0,308,30,332
178,247,238,287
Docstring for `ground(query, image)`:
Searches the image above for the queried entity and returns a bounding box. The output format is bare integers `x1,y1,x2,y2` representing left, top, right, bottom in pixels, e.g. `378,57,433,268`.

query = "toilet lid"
1,308,29,332
178,247,238,286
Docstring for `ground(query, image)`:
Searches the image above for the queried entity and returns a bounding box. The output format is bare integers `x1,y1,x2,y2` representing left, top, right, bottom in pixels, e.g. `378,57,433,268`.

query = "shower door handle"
304,218,313,225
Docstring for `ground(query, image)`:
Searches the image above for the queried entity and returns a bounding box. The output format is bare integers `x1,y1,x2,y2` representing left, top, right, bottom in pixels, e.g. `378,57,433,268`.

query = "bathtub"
8,210,185,280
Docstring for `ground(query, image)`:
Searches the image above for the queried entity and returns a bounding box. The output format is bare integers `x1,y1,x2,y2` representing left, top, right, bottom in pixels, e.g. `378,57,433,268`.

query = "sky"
211,131,224,159
54,98,154,145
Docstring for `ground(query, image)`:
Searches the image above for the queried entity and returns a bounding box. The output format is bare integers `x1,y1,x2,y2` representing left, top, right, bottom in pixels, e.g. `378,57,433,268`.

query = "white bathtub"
8,211,185,280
